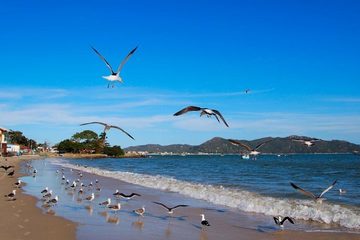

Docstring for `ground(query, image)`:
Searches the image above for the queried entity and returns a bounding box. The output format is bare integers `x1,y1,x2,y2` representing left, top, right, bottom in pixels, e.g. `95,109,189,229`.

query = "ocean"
53,153,360,230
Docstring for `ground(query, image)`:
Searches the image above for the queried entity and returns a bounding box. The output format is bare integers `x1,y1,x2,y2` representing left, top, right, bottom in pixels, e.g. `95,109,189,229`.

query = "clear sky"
1,0,360,147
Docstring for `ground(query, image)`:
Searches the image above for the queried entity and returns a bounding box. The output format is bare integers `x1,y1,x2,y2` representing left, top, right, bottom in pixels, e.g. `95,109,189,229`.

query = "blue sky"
1,0,360,147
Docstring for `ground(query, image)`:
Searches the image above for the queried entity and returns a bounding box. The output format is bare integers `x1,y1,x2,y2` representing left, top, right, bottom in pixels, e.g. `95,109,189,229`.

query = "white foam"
54,161,360,230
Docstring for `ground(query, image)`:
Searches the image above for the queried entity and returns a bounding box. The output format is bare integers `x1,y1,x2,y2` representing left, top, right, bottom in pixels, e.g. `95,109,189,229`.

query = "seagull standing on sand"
41,187,49,194
99,198,111,207
86,193,95,202
91,46,138,88
134,206,145,216
173,106,229,127
80,122,135,140
153,202,189,214
108,203,121,212
43,190,53,199
290,180,337,203
273,216,294,228
14,180,22,188
4,190,16,200
228,139,272,157
47,195,59,204
200,214,210,227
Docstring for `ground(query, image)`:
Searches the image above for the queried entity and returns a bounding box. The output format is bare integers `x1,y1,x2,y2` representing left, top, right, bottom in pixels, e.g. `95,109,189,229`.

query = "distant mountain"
125,136,360,154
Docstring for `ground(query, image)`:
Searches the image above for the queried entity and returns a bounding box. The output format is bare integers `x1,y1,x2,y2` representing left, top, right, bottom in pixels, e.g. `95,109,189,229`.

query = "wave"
53,160,360,230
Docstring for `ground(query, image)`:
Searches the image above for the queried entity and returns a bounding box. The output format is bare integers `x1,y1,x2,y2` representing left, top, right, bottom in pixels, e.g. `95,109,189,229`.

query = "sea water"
53,154,360,230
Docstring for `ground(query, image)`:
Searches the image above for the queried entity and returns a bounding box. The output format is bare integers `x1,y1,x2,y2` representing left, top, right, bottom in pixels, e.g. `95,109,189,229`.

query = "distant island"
125,136,360,155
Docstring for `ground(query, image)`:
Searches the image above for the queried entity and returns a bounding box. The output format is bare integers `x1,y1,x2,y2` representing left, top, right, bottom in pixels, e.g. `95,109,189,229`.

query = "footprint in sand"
24,231,31,236
18,224,25,229
24,219,30,223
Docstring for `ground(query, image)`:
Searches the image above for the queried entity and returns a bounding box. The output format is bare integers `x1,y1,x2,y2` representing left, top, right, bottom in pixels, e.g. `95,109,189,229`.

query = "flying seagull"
273,216,294,228
291,138,321,147
153,202,189,214
118,192,141,200
200,214,210,227
7,170,15,177
0,165,14,171
91,46,138,88
173,106,229,127
228,139,272,156
290,180,337,203
80,122,135,140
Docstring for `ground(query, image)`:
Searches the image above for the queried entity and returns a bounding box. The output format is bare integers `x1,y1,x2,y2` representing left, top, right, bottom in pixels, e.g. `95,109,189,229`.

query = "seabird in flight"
228,139,272,156
91,46,138,88
7,170,15,177
273,216,294,228
153,202,188,214
200,214,210,227
118,192,141,200
291,138,321,147
290,180,337,203
173,106,229,127
80,122,135,140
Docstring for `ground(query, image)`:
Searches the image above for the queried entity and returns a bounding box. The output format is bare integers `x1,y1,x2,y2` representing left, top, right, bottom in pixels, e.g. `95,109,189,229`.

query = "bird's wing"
173,106,202,116
290,182,316,199
254,139,272,150
273,217,279,225
227,139,252,151
282,217,295,224
116,46,138,74
319,180,337,198
172,204,189,209
110,126,135,140
80,121,107,126
213,113,220,123
153,201,170,210
212,109,229,127
91,46,115,74
131,193,141,197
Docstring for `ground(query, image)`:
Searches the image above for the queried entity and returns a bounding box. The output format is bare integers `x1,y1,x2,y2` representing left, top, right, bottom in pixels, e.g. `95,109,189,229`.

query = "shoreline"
20,157,360,240
0,155,77,240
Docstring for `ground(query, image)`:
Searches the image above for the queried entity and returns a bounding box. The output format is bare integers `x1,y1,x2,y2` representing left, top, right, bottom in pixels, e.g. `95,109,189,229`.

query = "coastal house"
0,127,10,156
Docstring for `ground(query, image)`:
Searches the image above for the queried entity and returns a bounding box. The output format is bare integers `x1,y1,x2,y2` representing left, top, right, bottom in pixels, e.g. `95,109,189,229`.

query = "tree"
71,130,98,143
8,131,28,145
57,139,81,153
103,145,124,157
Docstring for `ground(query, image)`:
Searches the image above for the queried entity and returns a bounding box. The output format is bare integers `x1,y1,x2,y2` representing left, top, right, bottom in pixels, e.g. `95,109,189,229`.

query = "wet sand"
19,158,359,240
0,156,77,240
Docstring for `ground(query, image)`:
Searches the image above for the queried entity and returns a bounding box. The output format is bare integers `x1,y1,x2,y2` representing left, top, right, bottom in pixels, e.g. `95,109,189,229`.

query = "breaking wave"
54,161,360,230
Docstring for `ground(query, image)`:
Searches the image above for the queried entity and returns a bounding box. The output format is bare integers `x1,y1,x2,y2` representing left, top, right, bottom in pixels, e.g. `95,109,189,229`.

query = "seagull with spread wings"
228,139,272,156
153,201,189,214
91,46,138,88
290,180,337,203
80,122,135,140
173,106,229,127
291,138,321,147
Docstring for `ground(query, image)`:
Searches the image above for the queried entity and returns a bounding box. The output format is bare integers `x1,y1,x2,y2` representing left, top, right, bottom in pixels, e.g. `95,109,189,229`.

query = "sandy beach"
0,156,76,240
5,156,356,240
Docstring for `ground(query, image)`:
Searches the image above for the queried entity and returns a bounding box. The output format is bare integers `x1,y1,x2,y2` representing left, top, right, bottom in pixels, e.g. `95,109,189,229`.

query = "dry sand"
0,155,76,240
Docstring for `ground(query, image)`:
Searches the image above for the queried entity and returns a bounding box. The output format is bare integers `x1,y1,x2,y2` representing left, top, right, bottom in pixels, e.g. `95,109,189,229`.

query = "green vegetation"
56,130,124,156
8,130,38,149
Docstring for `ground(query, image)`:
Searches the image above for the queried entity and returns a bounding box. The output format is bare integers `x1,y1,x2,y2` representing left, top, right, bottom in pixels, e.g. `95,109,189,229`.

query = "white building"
7,144,20,155
0,127,9,156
